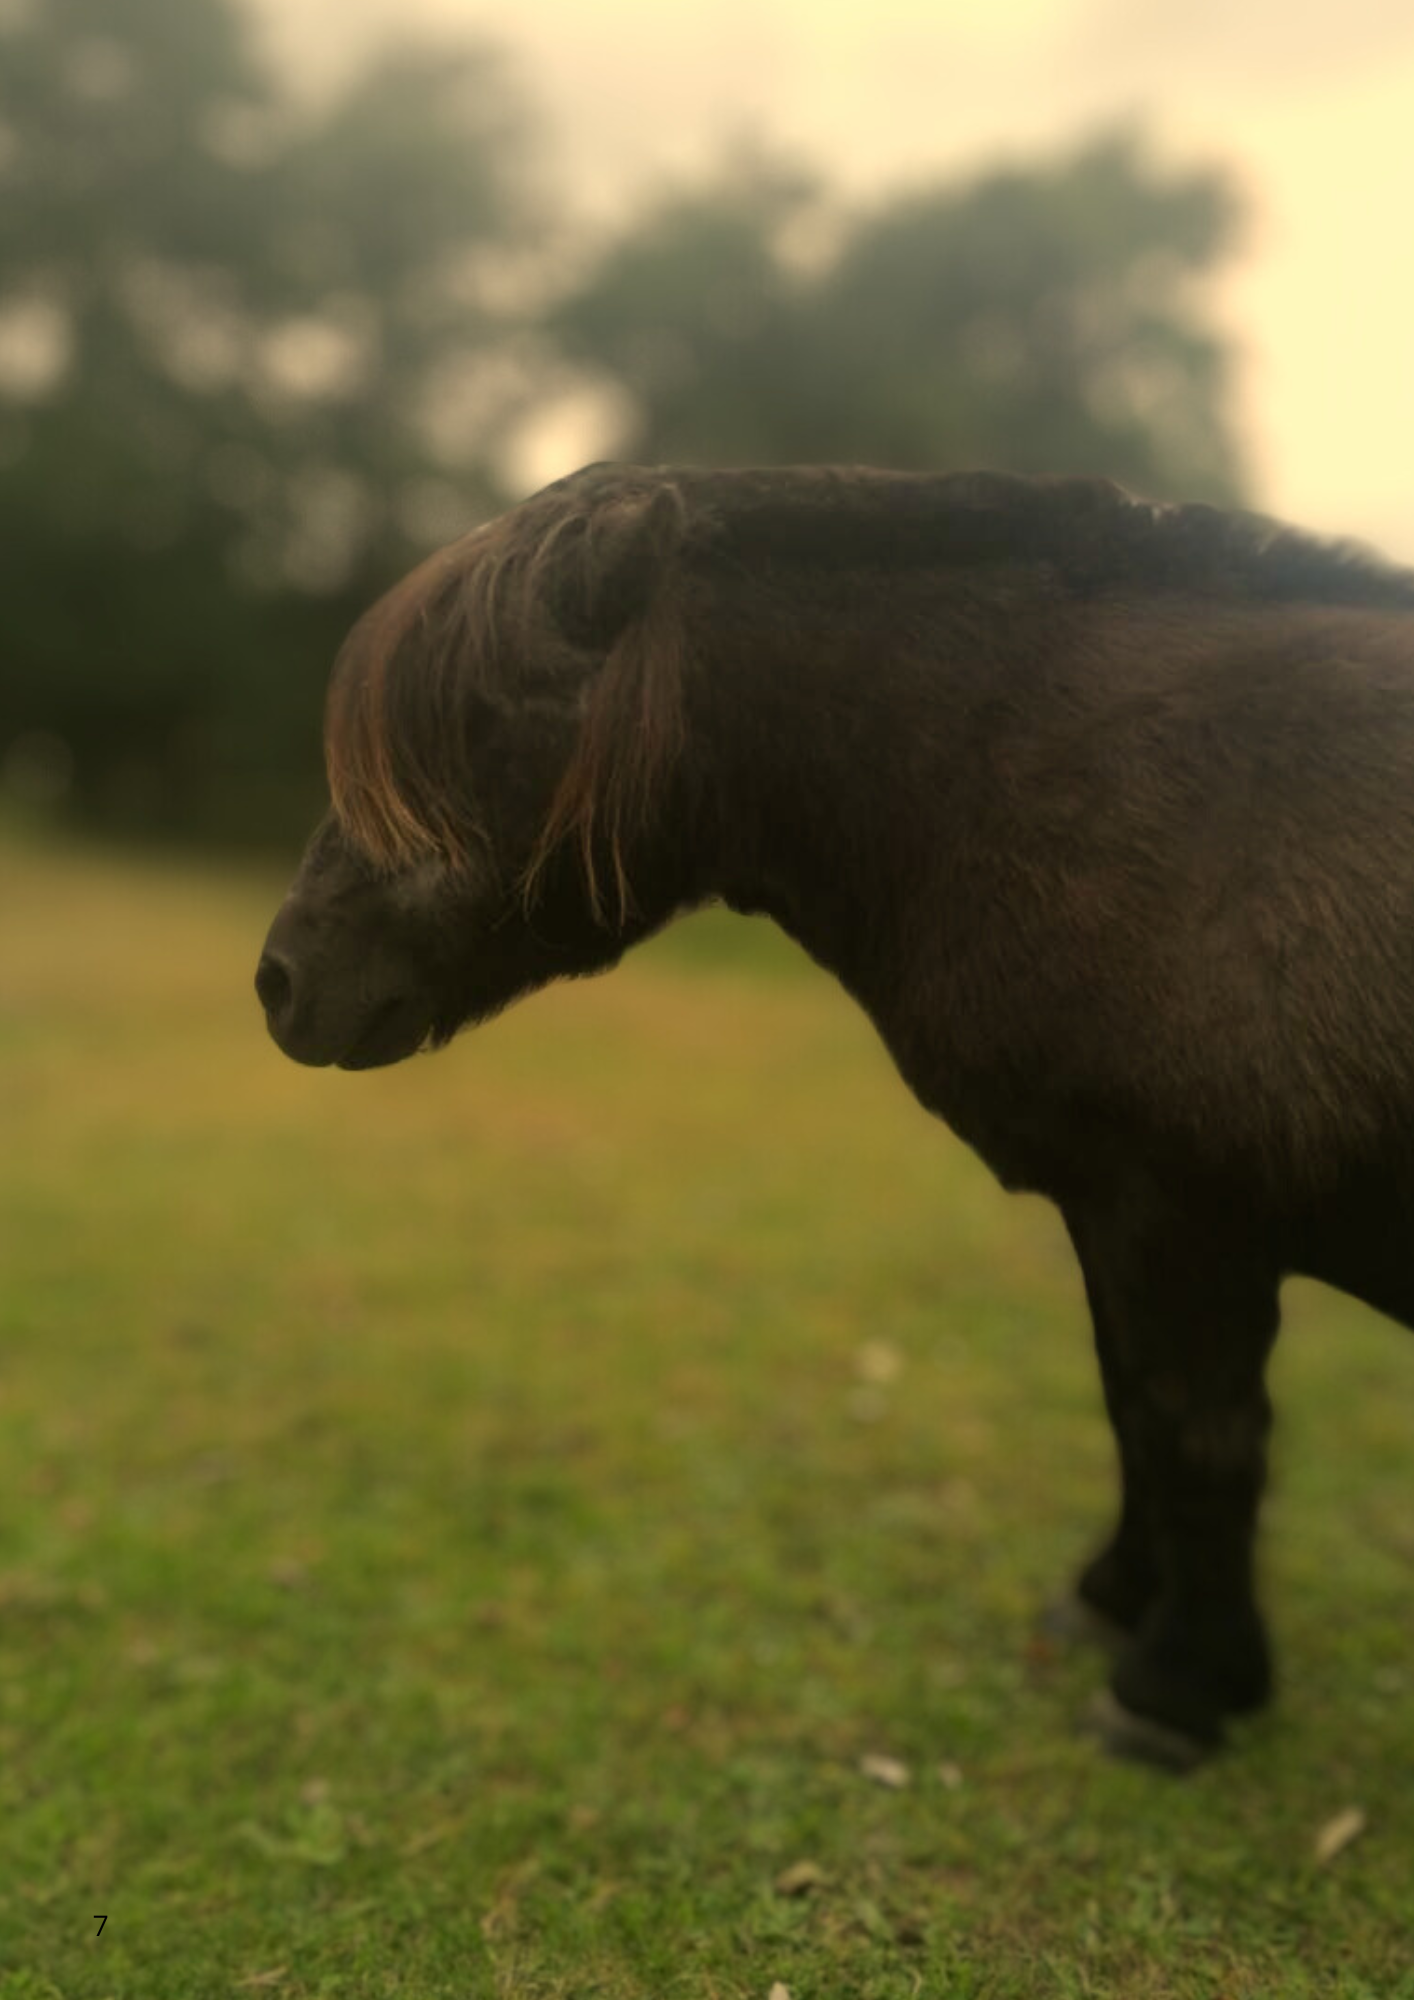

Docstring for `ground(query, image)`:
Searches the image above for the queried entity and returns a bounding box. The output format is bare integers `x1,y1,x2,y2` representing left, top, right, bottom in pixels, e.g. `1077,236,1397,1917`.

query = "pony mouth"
336,997,435,1070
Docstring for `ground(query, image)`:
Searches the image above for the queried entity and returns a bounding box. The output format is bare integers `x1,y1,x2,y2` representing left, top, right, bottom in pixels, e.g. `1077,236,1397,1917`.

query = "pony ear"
541,482,687,652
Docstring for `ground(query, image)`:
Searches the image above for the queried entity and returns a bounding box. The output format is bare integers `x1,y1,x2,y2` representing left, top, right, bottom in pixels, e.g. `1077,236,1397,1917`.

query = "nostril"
255,950,294,1023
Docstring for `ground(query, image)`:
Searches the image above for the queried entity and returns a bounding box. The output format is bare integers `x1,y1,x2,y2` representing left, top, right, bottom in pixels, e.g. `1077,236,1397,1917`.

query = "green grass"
1,833,1411,1998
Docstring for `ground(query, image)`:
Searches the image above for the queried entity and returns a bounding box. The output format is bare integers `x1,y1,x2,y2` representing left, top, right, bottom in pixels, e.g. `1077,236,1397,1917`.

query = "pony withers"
258,463,1414,1770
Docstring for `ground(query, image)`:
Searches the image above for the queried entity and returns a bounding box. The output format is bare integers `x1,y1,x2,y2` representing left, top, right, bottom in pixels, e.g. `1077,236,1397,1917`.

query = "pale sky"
255,0,1414,559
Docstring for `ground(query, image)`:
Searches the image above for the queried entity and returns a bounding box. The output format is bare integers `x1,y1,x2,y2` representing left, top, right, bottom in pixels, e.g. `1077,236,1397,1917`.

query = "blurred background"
3,0,1412,851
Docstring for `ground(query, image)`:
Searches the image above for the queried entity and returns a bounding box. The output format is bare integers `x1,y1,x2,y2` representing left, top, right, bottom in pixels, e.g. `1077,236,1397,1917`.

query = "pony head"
257,466,693,1068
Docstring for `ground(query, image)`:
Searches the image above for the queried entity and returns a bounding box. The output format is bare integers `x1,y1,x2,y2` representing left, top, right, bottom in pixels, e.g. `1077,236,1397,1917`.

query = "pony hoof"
1040,1592,1132,1659
1084,1688,1219,1774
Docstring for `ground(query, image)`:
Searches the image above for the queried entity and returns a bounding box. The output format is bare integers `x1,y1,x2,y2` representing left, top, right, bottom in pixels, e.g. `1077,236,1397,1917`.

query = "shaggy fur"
326,471,692,920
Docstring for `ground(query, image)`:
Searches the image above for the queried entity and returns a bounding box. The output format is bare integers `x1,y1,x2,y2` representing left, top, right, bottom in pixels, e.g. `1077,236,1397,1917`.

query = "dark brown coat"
259,463,1414,1766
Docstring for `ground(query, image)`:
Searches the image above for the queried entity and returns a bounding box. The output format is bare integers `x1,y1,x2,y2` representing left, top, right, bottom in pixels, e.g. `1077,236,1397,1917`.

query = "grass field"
1,832,1411,1999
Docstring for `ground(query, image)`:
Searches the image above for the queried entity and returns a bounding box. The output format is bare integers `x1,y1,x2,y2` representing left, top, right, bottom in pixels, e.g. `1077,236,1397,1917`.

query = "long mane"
324,525,511,877
324,469,688,922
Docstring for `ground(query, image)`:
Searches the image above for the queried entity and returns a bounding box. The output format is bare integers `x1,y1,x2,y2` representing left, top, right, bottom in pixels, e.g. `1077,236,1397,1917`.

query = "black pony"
258,463,1414,1769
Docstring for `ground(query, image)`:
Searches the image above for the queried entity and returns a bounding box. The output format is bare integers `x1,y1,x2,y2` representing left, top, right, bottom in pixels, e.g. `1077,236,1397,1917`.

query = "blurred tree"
0,0,537,838
550,132,1246,505
0,0,1252,848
